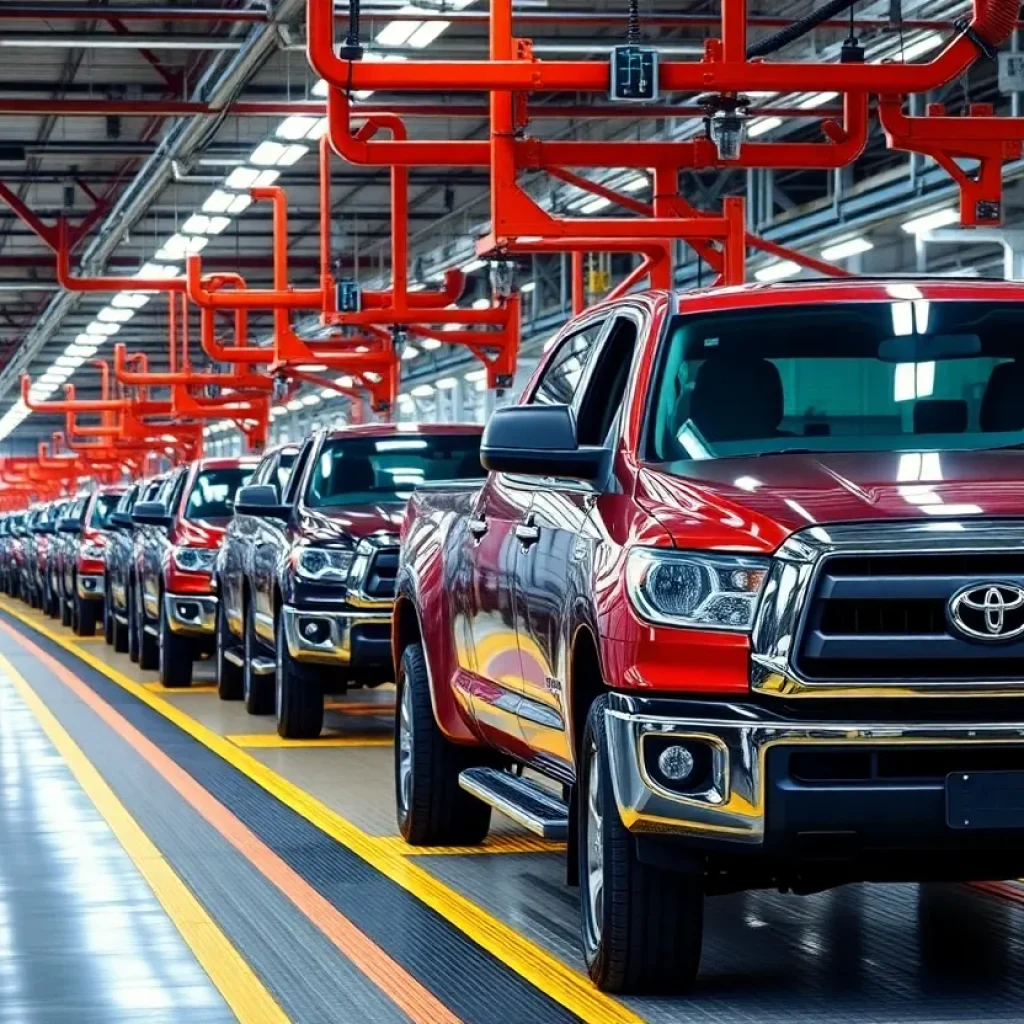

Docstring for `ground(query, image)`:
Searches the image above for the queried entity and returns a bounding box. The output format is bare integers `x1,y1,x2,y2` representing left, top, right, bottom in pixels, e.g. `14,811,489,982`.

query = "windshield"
184,467,254,520
306,434,483,507
90,494,120,529
647,299,1024,462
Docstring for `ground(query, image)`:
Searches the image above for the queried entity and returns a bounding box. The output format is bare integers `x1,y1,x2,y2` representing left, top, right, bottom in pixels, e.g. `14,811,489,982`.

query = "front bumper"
606,693,1024,854
76,573,104,601
163,593,217,636
281,604,391,667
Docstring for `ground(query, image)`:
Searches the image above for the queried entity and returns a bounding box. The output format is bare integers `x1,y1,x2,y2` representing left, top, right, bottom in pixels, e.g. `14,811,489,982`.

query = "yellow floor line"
375,834,568,856
145,683,219,694
0,651,287,1024
0,597,638,1024
229,733,393,749
71,634,106,643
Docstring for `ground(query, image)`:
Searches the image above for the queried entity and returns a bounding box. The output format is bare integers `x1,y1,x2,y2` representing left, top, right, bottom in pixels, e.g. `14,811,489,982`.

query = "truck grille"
362,547,398,600
795,553,1024,682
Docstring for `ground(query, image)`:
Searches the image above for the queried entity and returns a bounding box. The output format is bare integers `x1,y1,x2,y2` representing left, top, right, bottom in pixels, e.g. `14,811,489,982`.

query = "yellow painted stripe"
375,835,567,857
0,651,287,1024
0,598,639,1024
229,733,393,749
145,683,219,694
71,634,106,643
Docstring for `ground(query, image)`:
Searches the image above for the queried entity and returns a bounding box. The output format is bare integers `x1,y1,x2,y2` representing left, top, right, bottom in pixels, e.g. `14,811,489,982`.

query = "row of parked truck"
4,280,1024,994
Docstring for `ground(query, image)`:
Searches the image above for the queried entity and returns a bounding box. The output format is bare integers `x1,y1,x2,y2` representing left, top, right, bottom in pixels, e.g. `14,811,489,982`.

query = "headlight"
626,549,769,632
80,542,106,560
172,546,217,573
294,547,354,583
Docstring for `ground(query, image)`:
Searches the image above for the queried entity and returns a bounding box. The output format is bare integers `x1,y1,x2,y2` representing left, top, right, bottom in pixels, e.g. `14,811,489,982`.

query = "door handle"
468,517,488,539
515,523,540,546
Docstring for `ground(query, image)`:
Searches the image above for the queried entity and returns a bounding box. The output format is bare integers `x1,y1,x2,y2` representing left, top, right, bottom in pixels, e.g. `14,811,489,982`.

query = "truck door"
516,312,641,770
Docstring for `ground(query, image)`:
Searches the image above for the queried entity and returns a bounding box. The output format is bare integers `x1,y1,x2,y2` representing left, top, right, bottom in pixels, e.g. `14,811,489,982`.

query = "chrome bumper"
605,701,1024,845
76,574,104,600
163,593,217,635
281,605,390,665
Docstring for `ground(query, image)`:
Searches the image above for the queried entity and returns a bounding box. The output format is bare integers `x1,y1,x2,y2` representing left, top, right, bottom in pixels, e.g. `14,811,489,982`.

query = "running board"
458,767,569,840
143,624,159,637
223,648,244,668
251,656,276,676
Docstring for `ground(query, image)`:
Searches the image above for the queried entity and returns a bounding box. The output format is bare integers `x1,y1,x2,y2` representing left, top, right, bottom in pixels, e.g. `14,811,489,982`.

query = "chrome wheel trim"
397,676,414,818
583,737,604,953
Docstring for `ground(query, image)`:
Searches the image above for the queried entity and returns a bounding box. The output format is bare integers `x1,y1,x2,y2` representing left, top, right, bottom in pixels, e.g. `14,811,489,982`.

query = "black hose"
627,0,640,44
746,0,860,59
344,0,361,53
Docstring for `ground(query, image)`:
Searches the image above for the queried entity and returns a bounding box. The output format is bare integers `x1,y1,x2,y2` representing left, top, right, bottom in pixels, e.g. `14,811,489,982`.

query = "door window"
528,320,605,407
575,315,640,446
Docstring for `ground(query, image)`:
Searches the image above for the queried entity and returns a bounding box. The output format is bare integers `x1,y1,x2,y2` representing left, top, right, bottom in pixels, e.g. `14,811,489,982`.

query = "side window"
576,316,640,446
165,471,188,515
284,441,314,505
250,455,275,487
528,320,605,407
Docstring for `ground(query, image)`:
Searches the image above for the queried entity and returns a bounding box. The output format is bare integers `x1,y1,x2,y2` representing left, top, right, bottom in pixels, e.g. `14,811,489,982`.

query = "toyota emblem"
948,583,1024,642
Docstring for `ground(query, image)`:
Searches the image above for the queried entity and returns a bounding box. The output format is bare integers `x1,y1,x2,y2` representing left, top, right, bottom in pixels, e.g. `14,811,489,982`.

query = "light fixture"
225,166,260,190
202,190,234,214
520,281,536,293
55,355,84,369
471,297,491,310
251,141,286,166
98,306,134,323
621,175,648,192
67,343,99,357
411,383,435,397
277,144,309,167
896,32,943,62
227,193,252,215
136,262,178,280
464,368,486,382
277,115,318,141
580,196,611,214
754,260,801,282
375,15,422,48
435,377,458,390
286,399,303,412
901,207,958,234
798,91,838,109
401,345,420,360
461,258,486,274
307,118,329,140
253,169,280,188
86,321,121,336
821,237,874,261
407,20,449,48
420,337,442,350
110,292,149,310
747,116,782,138
312,79,328,98
301,394,322,406
334,375,354,388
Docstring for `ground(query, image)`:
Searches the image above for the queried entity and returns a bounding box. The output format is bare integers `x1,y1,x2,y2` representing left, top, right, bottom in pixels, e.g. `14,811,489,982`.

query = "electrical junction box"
609,46,659,103
336,279,362,313
998,53,1024,92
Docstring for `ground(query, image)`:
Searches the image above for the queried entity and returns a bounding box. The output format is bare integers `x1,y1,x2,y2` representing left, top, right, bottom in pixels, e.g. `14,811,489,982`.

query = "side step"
223,648,244,668
251,656,276,676
459,767,569,840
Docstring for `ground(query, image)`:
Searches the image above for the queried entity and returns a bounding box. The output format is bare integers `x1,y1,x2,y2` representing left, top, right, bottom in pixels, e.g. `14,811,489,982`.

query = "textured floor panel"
2,613,582,1024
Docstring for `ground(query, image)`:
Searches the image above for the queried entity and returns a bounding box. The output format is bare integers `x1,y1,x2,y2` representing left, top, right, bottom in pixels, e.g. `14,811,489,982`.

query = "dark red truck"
395,279,1024,993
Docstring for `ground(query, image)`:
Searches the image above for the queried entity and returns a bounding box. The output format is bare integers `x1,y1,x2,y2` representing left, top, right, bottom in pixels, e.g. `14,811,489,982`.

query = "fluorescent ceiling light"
39,373,65,385
307,118,329,140
276,144,308,167
301,394,321,406
182,213,230,236
286,399,303,412
408,20,449,47
798,91,838,109
747,116,782,137
319,388,336,399
228,193,252,214
253,169,280,187
901,207,958,234
277,115,318,141
86,321,120,336
464,368,486,382
225,166,260,190
401,346,420,360
755,260,801,282
68,341,99,356
202,189,234,214
136,262,178,280
420,337,442,350
821,237,874,261
397,393,414,405
334,376,354,388
411,383,435,397
621,175,648,192
97,306,133,323
461,258,486,273
898,32,943,62
580,195,612,214
55,355,84,369
520,280,536,293
312,79,328,98
435,376,457,390
471,297,491,309
375,14,422,48
112,291,150,309
251,140,287,166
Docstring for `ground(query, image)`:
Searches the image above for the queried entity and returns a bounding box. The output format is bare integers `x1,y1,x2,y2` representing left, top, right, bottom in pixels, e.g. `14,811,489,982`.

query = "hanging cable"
747,0,860,59
627,0,640,45
340,0,363,59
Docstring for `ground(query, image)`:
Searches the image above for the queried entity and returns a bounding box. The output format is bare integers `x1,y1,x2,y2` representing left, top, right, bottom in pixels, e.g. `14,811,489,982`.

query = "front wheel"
137,585,158,670
158,599,193,688
73,594,98,636
215,594,243,701
242,599,274,715
578,695,704,994
275,615,323,739
395,643,492,846
103,582,114,643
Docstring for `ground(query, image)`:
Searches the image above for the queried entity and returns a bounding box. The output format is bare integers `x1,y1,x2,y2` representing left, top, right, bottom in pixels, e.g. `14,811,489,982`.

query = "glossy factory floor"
5,600,1024,1023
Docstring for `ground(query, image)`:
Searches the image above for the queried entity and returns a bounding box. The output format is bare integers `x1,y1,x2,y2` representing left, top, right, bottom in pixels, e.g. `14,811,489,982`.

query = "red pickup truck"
395,279,1024,993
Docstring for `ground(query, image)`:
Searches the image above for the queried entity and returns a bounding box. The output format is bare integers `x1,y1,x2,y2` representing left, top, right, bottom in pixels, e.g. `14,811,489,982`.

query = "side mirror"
57,517,81,534
481,404,609,481
132,501,173,528
39,521,55,535
110,510,134,529
235,484,290,519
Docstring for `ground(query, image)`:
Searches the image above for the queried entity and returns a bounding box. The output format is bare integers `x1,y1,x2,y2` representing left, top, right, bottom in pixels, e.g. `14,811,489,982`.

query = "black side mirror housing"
132,501,173,528
235,484,290,519
56,517,81,534
480,404,609,481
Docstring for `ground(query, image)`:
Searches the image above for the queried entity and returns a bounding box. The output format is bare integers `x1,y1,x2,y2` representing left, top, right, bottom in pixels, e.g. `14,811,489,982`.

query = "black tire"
158,599,193,688
74,596,97,636
60,586,71,626
103,583,114,643
112,603,129,654
275,615,323,739
127,580,140,663
242,598,274,715
215,594,243,701
395,643,492,846
137,584,158,670
579,695,704,994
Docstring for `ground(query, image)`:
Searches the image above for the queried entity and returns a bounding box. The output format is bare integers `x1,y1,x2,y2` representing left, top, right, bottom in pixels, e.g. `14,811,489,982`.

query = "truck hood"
296,503,404,545
174,518,229,547
636,450,1024,554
